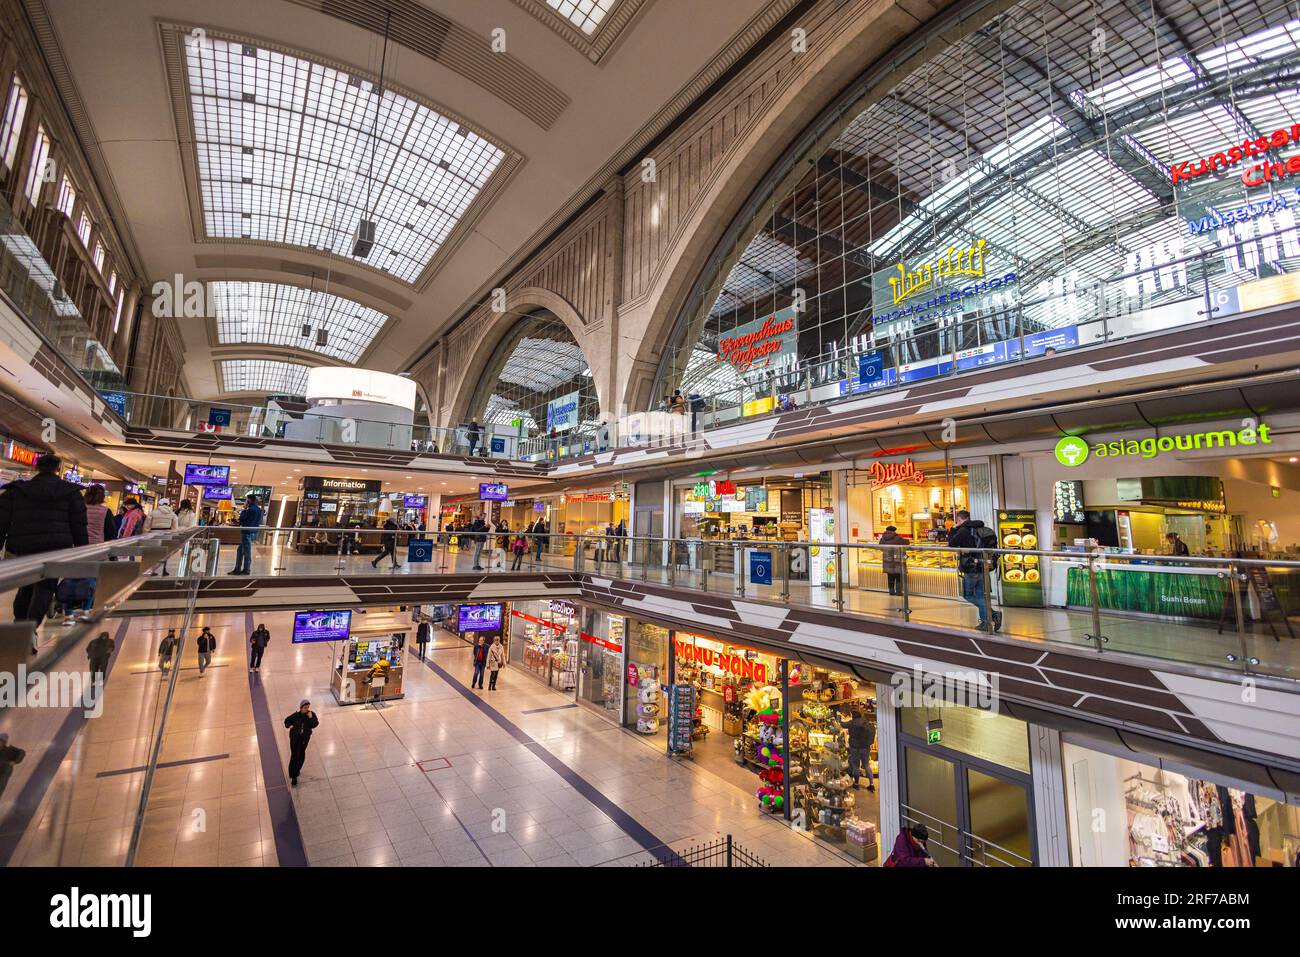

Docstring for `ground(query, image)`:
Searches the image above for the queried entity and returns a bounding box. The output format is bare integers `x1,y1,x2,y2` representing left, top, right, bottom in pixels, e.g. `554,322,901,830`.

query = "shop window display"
1064,743,1299,868
510,601,577,689
624,622,670,742
789,669,879,858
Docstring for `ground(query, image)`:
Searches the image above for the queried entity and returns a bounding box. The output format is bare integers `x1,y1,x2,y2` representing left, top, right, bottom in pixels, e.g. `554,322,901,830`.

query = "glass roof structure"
220,359,310,396
184,35,506,284
661,0,1300,401
210,280,390,364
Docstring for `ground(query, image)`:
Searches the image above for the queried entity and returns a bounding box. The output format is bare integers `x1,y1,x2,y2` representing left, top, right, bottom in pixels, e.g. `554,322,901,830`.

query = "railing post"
833,544,844,611
780,543,790,602
980,553,994,634
701,544,710,593
1086,557,1106,651
736,543,745,597
900,551,911,622
1228,561,1251,673
668,541,676,588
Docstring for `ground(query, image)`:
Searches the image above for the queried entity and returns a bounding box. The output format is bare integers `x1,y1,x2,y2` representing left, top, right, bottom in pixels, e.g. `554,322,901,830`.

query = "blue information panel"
407,538,434,563
208,407,232,427
750,550,773,585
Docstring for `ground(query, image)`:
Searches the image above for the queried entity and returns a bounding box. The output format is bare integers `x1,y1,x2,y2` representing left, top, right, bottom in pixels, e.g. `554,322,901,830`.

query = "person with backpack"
469,514,489,571
0,453,89,629
249,622,270,672
947,510,1002,632
195,626,216,674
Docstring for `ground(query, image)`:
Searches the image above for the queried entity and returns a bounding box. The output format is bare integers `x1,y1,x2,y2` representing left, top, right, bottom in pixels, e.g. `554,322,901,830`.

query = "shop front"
505,600,626,723
896,701,1036,867
1062,741,1298,867
1034,419,1300,624
846,457,969,598
298,476,384,528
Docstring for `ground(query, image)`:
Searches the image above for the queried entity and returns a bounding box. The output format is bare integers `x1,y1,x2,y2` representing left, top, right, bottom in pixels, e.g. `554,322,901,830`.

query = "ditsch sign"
674,638,767,682
869,458,927,489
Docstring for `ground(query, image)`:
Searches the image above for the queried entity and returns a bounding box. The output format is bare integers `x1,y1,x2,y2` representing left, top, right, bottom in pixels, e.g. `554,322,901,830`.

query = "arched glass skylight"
210,280,390,363
184,35,506,284
220,359,310,395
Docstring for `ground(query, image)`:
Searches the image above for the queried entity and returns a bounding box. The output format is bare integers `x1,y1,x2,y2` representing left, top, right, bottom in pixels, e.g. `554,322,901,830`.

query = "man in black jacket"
371,517,400,569
249,622,270,672
0,454,88,623
284,699,319,786
469,515,489,570
948,510,1002,632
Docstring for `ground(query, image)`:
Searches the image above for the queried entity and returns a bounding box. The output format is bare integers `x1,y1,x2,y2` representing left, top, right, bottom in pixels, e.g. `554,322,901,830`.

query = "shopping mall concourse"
1,0,1299,909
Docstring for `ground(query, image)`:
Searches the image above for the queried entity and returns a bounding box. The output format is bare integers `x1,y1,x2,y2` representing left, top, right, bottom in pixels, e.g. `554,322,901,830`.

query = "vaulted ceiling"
29,0,781,397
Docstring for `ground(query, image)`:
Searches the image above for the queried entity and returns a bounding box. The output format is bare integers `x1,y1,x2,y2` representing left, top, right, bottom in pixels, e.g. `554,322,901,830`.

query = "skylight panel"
210,281,390,363
1080,58,1198,113
1197,18,1300,74
220,359,310,395
184,35,505,284
546,0,618,35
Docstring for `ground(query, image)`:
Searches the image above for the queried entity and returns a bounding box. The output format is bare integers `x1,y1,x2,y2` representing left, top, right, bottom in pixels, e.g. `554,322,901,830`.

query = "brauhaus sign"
1054,422,1273,467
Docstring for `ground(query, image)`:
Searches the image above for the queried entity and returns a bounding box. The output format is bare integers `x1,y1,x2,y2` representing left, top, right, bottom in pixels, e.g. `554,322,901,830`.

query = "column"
1029,723,1071,867
875,681,901,857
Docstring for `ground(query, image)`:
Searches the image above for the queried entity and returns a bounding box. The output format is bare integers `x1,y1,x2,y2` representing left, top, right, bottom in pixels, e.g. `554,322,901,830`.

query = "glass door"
964,767,1033,866
902,746,961,868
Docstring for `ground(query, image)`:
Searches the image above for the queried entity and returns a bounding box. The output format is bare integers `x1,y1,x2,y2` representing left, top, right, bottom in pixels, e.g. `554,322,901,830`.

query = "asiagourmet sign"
1055,423,1273,467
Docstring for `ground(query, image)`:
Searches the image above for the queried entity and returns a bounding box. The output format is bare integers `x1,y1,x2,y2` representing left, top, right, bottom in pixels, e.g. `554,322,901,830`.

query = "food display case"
854,546,959,598
996,511,1043,607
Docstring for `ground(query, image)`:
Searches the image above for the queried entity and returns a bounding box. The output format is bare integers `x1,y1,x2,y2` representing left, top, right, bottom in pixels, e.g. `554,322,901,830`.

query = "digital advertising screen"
292,609,352,644
184,463,231,487
403,494,428,508
479,482,508,502
457,603,502,632
203,486,233,500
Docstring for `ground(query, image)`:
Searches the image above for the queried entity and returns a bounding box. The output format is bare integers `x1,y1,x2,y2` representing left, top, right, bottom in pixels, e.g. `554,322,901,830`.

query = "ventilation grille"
284,0,569,129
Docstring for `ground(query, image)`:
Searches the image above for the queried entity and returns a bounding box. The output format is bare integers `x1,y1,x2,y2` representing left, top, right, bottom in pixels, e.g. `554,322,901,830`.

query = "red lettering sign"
673,638,768,683
1170,123,1300,186
5,441,37,466
869,458,927,489
716,314,796,372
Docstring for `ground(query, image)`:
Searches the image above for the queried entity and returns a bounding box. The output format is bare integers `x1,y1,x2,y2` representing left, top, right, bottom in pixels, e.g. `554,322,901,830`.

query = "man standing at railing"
230,493,263,576
469,513,489,571
0,453,87,634
948,510,1002,632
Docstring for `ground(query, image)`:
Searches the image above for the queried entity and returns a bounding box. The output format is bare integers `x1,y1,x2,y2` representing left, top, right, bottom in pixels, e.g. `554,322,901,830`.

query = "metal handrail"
0,527,200,591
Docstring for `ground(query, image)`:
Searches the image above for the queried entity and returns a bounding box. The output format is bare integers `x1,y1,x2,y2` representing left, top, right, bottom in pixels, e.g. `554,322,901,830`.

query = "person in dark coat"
886,825,935,867
878,525,907,596
195,626,216,675
284,699,319,786
0,453,88,624
86,630,115,684
415,620,430,659
0,733,25,802
846,706,877,791
249,622,270,672
947,510,1001,632
230,494,262,575
372,517,401,569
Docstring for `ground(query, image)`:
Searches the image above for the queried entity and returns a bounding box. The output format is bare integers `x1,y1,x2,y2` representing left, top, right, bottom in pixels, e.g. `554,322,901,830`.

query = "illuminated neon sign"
889,239,988,307
869,458,927,489
1170,123,1300,186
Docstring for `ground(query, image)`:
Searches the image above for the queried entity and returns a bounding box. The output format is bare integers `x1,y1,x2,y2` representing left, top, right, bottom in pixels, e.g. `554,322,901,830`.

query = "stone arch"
442,285,605,428
616,1,958,412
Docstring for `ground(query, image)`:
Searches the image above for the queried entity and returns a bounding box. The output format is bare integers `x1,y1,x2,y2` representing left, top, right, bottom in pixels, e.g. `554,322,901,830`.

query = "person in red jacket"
885,824,936,867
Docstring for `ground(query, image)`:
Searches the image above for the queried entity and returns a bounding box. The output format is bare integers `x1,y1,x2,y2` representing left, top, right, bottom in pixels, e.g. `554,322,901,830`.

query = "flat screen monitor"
458,603,502,632
203,486,232,500
184,463,231,486
480,483,508,502
403,494,428,508
292,609,352,643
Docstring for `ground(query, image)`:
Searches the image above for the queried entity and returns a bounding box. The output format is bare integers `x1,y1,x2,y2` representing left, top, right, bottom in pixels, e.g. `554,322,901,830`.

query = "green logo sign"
1055,436,1090,468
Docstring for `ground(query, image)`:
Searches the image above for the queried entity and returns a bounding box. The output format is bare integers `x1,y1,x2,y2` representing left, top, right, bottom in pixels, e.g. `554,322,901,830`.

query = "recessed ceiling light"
157,460,166,465
1291,457,1298,463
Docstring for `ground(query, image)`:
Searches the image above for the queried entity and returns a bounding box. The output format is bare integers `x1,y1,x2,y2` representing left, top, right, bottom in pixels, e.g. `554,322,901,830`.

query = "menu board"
1053,480,1085,523
996,511,1043,607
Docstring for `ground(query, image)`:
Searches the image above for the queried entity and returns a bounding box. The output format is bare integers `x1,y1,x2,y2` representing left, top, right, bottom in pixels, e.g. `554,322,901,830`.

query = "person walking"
510,530,527,571
948,510,1001,632
613,519,626,564
0,453,88,627
283,699,319,786
486,635,505,690
878,525,906,597
846,705,877,792
415,619,430,659
249,622,270,672
230,493,263,575
86,629,115,685
470,635,489,689
0,733,25,803
532,519,547,566
176,499,197,529
63,483,113,625
196,626,216,674
158,628,178,672
372,517,400,569
466,420,483,457
469,514,489,571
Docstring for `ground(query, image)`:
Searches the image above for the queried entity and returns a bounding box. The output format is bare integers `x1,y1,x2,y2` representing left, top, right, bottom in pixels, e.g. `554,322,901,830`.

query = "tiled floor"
4,607,858,867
